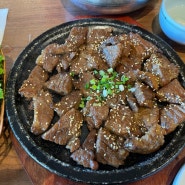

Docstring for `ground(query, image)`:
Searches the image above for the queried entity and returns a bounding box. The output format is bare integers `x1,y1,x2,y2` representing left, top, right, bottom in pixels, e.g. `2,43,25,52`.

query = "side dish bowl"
159,0,185,45
70,0,151,14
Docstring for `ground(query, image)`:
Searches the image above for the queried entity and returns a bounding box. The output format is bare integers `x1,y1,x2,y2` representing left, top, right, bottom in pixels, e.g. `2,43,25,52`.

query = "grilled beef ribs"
42,108,83,145
135,70,159,91
128,32,158,61
87,27,113,44
56,52,77,72
36,52,60,73
126,92,139,112
43,27,88,55
160,103,185,134
19,25,185,170
144,53,179,87
70,50,100,74
124,124,164,154
53,90,82,117
19,65,49,99
101,43,123,68
157,79,185,104
31,90,54,135
73,71,95,96
82,129,97,151
45,72,72,95
133,81,155,108
66,137,81,153
96,127,129,168
105,105,134,137
86,104,109,129
71,148,99,170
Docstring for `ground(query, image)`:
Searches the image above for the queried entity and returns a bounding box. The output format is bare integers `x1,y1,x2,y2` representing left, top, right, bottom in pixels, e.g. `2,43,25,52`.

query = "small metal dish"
70,0,151,14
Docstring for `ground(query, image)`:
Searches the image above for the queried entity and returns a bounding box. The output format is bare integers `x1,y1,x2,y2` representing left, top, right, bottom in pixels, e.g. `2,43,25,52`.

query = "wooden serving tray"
0,49,5,135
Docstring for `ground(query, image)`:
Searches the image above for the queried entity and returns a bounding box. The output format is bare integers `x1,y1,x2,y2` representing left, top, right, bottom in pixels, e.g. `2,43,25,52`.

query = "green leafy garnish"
79,68,131,108
0,54,4,99
87,68,130,99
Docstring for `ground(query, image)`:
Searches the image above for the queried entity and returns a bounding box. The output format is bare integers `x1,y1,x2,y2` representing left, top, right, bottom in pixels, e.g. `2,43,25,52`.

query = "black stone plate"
5,18,185,184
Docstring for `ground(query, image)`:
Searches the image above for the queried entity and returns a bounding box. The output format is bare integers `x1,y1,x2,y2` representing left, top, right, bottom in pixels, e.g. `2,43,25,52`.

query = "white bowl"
159,0,185,45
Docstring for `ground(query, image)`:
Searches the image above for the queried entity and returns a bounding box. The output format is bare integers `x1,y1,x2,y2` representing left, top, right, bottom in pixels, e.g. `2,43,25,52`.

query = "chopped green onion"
84,68,131,103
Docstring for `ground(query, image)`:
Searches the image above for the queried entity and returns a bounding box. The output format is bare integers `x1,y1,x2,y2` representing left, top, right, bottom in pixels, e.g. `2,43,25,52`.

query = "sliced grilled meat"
42,108,83,145
86,104,109,129
124,124,164,154
160,103,185,134
128,32,158,61
157,79,185,104
31,90,54,135
43,27,88,55
135,70,159,91
96,127,129,168
36,52,60,73
71,148,99,170
126,92,139,112
82,129,97,151
53,90,82,117
70,50,100,74
66,137,81,153
105,105,134,137
101,43,123,68
133,81,155,108
19,65,49,99
45,72,72,95
87,27,113,44
73,71,95,97
56,52,77,72
144,53,179,87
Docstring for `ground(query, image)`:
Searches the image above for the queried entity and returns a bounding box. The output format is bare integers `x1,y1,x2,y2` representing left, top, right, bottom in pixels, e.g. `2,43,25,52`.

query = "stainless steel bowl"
70,0,151,14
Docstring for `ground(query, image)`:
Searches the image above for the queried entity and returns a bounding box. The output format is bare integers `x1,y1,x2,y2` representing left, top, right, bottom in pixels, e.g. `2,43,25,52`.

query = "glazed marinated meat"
101,43,123,68
85,104,109,129
96,127,129,168
19,65,49,99
71,148,99,170
82,129,97,151
106,90,128,108
45,72,72,95
87,27,113,44
53,90,82,117
56,52,77,72
73,71,95,96
124,124,164,154
160,104,185,134
133,81,155,108
128,32,158,61
64,26,88,51
43,27,88,55
134,106,160,130
124,106,164,154
70,50,100,74
36,52,60,73
42,108,83,145
144,53,179,87
157,79,185,104
135,70,159,91
31,90,54,135
105,105,134,137
19,25,185,170
126,92,139,112
66,137,81,153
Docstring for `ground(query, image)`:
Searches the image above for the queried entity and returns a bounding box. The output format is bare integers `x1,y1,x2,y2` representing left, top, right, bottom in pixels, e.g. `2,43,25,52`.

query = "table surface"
0,0,185,185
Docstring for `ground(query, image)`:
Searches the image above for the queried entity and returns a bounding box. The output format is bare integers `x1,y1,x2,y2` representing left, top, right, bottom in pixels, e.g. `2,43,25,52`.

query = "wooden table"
0,0,185,185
